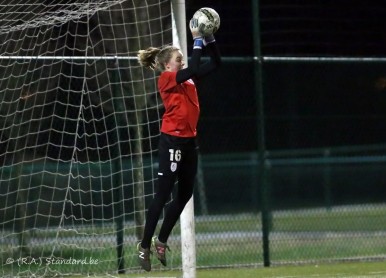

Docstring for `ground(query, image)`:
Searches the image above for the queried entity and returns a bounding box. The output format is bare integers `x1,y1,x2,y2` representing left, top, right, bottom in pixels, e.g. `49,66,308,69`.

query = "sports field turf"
128,261,386,277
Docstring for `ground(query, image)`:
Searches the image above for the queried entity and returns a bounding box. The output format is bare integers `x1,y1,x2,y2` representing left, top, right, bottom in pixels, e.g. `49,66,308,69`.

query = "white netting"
0,0,174,276
0,0,127,34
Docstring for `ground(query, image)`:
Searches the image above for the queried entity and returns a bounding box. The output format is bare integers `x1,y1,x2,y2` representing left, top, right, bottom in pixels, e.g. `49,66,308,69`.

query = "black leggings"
141,133,198,248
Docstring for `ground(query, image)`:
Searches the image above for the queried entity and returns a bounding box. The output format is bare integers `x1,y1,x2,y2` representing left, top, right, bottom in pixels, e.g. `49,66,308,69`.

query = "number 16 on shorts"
169,149,181,172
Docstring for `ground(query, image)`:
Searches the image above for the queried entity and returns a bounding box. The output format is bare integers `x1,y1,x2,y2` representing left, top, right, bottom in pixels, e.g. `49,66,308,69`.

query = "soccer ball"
192,7,220,36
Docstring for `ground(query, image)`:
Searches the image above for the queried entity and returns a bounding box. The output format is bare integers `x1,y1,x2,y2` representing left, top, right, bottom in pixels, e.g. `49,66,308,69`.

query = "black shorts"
157,133,198,180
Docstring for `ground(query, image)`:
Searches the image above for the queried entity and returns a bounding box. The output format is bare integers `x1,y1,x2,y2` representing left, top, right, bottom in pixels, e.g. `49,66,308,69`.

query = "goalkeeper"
136,17,221,272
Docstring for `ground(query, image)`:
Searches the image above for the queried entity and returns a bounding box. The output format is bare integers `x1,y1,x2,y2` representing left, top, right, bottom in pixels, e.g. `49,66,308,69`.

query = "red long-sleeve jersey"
158,71,199,137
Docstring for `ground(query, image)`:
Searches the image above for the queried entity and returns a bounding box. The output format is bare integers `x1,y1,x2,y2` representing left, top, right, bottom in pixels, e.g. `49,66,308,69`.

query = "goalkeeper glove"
190,18,203,49
203,34,216,46
189,18,202,40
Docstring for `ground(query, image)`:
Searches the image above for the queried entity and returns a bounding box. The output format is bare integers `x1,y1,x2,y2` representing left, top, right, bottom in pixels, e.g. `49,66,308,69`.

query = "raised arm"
195,35,221,78
176,18,204,84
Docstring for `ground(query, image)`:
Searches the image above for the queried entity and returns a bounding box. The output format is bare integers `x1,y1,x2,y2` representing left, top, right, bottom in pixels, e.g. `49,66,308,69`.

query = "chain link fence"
191,56,386,268
193,148,386,268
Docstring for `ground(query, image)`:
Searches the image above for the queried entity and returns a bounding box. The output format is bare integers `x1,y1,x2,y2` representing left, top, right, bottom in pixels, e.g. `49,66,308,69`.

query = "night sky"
187,0,386,57
187,1,386,151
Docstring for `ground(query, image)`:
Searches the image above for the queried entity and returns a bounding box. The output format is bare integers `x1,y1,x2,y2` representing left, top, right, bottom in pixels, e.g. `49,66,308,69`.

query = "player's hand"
203,34,215,46
189,18,201,40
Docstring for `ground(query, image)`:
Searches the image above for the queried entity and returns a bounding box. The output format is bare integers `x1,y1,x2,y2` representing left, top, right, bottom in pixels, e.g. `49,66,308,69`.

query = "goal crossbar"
0,56,138,60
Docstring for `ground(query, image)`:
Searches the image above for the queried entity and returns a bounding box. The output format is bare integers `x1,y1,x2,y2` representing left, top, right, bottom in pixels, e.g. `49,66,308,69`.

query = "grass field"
2,205,386,277
127,261,386,278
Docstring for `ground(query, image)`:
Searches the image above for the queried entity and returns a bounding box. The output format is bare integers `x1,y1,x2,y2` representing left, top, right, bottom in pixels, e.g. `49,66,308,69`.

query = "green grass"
191,206,386,233
271,206,386,232
2,205,386,276
125,261,386,278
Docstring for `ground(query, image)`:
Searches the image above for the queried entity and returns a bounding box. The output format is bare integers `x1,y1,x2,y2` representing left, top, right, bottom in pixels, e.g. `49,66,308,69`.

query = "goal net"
0,0,177,276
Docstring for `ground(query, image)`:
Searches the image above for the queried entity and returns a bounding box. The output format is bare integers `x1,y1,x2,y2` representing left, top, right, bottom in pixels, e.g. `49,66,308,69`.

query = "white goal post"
171,1,197,278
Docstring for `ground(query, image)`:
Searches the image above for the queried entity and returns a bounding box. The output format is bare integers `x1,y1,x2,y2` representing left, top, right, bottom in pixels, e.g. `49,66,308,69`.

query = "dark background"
187,0,386,57
186,0,386,153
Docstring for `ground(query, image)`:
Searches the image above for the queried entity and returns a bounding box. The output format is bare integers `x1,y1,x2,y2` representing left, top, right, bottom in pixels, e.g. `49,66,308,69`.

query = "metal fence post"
252,0,271,267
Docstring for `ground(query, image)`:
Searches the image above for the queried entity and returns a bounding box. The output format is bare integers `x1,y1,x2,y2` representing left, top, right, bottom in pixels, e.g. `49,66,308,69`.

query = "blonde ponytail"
137,45,179,71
